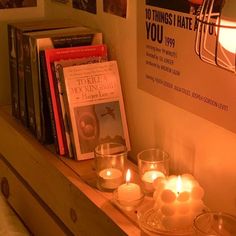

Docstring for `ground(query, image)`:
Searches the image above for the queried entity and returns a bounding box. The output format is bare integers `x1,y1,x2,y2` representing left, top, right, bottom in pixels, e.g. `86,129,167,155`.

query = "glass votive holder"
94,142,127,192
193,211,236,236
137,148,169,194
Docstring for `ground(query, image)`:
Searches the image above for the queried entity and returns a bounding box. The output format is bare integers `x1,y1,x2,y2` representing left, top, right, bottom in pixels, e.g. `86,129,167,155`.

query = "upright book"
23,26,103,147
7,18,81,123
44,44,108,158
62,60,131,160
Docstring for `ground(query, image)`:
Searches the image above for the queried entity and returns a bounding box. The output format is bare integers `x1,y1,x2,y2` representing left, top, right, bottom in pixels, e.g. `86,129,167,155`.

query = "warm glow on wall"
218,19,236,53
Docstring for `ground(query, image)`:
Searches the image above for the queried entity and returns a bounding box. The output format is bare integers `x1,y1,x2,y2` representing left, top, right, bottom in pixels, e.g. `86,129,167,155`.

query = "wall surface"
0,0,235,215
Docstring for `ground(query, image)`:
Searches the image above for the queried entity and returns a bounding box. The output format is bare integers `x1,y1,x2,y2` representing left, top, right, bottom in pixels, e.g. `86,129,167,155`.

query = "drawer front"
0,154,71,236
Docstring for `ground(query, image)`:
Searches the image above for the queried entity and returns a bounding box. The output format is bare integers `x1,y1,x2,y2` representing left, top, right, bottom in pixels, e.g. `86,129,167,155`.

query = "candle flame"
106,170,111,177
176,175,182,194
126,169,131,183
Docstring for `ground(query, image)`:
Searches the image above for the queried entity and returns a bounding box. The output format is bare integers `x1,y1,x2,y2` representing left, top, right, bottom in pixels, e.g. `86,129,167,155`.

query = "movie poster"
103,0,127,18
137,1,236,133
73,0,97,14
0,0,37,8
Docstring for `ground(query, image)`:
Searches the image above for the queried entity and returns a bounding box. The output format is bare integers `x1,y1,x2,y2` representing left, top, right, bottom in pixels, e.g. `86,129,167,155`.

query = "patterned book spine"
8,25,20,119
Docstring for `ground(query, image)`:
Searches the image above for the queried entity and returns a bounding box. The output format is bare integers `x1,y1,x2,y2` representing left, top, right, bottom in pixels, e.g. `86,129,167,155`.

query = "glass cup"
137,148,169,194
94,142,127,192
193,211,236,236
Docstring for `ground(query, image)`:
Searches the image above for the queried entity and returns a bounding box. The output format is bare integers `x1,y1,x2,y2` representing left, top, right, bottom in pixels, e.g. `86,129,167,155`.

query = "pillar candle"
117,169,142,202
98,168,123,190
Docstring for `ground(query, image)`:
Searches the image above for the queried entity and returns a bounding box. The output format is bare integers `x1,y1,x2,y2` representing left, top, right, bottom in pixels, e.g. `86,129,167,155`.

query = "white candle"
98,168,123,190
117,183,142,202
141,170,165,192
142,170,165,183
117,169,142,202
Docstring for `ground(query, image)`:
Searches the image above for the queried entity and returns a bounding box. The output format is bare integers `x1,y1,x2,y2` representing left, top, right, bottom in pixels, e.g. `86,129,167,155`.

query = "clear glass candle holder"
94,142,127,192
193,211,236,236
137,148,169,194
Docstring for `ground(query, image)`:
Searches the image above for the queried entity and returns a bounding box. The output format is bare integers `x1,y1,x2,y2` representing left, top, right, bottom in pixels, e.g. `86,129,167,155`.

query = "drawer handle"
70,208,77,223
1,177,10,199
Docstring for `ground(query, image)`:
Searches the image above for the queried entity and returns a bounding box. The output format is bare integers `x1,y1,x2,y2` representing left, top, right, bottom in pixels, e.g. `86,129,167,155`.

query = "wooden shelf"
0,105,146,235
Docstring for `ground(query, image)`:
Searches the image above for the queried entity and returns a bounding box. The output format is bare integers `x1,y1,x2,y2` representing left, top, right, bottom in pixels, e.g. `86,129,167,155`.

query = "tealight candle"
98,168,123,190
141,170,165,192
137,148,169,194
153,174,205,230
117,169,142,202
94,143,127,191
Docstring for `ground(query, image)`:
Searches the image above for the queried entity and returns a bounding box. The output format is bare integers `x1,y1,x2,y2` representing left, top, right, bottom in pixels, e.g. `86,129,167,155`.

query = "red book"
44,44,108,156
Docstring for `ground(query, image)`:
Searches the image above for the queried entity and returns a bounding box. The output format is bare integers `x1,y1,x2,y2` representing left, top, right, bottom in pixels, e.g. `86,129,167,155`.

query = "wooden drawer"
0,155,66,235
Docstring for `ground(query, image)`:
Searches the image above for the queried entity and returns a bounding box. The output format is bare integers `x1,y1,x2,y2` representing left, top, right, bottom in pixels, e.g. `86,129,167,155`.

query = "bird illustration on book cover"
74,101,125,154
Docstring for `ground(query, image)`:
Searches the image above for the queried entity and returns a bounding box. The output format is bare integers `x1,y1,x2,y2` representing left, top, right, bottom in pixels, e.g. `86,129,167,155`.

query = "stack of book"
7,19,130,160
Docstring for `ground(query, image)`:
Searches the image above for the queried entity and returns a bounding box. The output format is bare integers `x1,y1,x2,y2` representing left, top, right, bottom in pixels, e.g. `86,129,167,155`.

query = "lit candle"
153,174,205,230
117,169,142,202
141,170,165,193
98,168,123,190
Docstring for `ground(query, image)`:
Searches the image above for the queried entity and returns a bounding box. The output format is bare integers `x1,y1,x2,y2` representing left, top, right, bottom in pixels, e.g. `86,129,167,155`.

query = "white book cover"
62,60,130,160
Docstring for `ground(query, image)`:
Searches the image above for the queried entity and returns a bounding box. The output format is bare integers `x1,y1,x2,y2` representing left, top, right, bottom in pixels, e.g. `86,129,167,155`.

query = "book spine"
59,71,78,159
8,25,20,119
54,63,74,158
39,51,59,151
51,63,70,157
17,29,28,126
23,34,36,134
31,43,42,141
45,52,66,156
39,55,54,145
